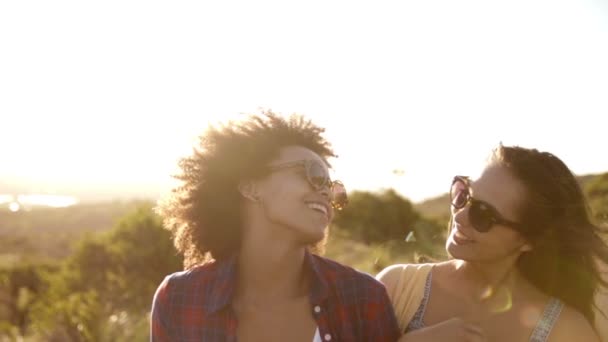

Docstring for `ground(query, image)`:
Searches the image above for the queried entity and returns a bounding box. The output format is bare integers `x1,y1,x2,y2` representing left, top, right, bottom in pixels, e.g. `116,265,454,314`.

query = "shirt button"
324,333,332,341
314,306,321,313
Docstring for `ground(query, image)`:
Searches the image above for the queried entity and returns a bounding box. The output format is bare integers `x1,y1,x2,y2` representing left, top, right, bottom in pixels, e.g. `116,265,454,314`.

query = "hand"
399,317,486,342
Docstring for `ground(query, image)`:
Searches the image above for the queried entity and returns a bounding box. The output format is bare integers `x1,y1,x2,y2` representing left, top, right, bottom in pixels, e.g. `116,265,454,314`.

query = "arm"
150,275,172,342
376,263,430,332
375,264,402,299
364,284,402,342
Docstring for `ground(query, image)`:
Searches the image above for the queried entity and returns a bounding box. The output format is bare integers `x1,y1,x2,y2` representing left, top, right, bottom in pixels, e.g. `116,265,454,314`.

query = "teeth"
307,203,328,215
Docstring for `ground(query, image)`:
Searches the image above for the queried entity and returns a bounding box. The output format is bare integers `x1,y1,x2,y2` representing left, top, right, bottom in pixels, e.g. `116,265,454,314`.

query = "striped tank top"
405,271,564,342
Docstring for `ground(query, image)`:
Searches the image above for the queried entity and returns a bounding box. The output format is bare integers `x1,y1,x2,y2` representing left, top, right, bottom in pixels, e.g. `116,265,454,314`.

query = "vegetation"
0,203,182,341
0,172,605,340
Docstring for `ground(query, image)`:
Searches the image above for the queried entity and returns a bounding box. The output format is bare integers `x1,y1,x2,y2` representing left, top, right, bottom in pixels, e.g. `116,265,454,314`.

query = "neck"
235,221,310,306
454,254,523,305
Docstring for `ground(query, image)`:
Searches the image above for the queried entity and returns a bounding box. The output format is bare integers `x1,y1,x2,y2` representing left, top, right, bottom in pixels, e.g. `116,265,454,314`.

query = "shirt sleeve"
150,275,172,342
364,283,402,341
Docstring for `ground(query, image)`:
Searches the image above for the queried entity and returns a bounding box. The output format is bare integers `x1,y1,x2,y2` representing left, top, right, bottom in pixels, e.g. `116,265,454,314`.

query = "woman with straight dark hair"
378,145,607,341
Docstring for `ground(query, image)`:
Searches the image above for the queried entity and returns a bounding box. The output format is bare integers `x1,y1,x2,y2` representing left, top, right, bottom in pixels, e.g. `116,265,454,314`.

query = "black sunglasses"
450,176,523,233
267,160,348,210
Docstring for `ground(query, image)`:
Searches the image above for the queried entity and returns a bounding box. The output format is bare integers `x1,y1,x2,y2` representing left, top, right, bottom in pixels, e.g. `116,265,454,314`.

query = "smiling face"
446,164,532,263
253,145,335,245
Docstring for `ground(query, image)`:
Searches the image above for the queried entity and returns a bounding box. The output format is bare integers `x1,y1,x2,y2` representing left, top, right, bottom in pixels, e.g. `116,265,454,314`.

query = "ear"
520,242,533,253
515,232,533,253
238,180,260,202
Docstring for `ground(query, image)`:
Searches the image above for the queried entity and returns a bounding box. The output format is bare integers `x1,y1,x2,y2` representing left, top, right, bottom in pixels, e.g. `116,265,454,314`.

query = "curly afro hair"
156,110,336,269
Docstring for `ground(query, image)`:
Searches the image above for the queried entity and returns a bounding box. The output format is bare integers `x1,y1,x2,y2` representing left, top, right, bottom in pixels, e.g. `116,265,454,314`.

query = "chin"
445,241,473,261
445,243,458,259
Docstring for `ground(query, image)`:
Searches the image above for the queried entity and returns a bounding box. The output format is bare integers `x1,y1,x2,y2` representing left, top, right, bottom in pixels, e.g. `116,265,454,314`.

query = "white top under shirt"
313,328,322,342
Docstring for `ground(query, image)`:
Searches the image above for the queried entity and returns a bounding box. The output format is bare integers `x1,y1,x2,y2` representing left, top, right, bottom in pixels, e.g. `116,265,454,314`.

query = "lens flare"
480,286,513,313
520,305,542,328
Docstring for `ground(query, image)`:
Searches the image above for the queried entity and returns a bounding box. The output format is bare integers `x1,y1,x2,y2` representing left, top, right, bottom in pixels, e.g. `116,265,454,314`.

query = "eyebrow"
471,180,520,220
469,181,499,209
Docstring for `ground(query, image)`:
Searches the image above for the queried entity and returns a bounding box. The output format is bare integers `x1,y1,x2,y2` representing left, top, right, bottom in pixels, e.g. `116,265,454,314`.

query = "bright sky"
1,0,607,202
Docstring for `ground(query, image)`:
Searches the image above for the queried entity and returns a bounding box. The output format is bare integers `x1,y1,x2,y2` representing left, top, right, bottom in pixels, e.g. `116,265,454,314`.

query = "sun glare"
8,202,20,212
0,195,13,204
16,194,79,208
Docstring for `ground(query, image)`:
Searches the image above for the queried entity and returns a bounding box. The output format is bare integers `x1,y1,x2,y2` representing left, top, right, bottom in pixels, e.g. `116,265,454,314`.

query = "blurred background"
1,0,607,340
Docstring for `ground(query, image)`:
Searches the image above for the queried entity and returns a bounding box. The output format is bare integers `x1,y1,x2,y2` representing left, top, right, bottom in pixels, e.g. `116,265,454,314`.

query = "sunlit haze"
2,0,607,204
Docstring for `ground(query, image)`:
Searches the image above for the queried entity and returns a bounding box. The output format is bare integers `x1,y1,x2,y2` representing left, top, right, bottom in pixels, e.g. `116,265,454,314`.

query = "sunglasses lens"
450,179,468,209
469,201,494,232
308,162,329,189
331,181,348,210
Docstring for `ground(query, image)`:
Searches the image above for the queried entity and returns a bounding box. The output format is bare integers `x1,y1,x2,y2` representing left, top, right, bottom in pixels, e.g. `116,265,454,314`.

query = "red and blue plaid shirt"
151,251,400,341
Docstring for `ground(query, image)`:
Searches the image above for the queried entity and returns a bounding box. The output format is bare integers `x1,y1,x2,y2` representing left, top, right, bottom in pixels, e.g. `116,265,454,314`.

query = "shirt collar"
204,250,330,314
305,250,330,305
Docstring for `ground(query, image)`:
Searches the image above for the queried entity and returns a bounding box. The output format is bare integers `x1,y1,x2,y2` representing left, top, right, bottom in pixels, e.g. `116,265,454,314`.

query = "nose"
317,182,332,200
452,201,470,228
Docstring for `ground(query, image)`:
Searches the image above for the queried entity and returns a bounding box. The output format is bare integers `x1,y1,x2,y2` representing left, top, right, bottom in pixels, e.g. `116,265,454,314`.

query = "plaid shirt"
151,251,400,341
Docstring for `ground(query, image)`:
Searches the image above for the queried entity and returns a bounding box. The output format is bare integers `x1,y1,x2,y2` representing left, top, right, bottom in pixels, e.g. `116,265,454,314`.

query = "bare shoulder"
375,261,446,288
375,263,409,284
549,305,600,342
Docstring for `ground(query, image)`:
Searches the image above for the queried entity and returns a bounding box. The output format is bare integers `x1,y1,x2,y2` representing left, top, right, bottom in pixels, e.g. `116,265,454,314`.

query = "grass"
324,228,426,275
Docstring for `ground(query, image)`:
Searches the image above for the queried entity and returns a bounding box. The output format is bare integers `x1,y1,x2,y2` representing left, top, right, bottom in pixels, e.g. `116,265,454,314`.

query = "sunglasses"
450,176,523,233
267,160,348,210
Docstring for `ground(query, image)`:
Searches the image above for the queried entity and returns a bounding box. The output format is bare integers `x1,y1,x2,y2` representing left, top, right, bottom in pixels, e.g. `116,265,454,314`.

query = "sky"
1,0,607,203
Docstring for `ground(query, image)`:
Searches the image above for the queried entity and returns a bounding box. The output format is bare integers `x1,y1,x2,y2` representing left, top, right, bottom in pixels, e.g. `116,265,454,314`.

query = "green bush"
28,204,182,341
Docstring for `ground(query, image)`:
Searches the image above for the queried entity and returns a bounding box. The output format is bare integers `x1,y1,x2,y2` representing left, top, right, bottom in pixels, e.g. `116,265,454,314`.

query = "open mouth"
453,228,475,244
306,202,328,216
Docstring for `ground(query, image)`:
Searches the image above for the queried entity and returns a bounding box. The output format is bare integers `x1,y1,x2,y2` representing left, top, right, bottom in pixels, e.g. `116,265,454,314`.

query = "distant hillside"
0,177,165,204
415,193,451,222
0,200,154,261
415,173,606,222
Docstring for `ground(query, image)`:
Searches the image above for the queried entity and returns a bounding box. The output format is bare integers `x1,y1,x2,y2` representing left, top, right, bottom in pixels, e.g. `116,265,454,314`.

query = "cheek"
264,191,296,216
478,228,525,254
261,182,306,215
452,207,467,226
